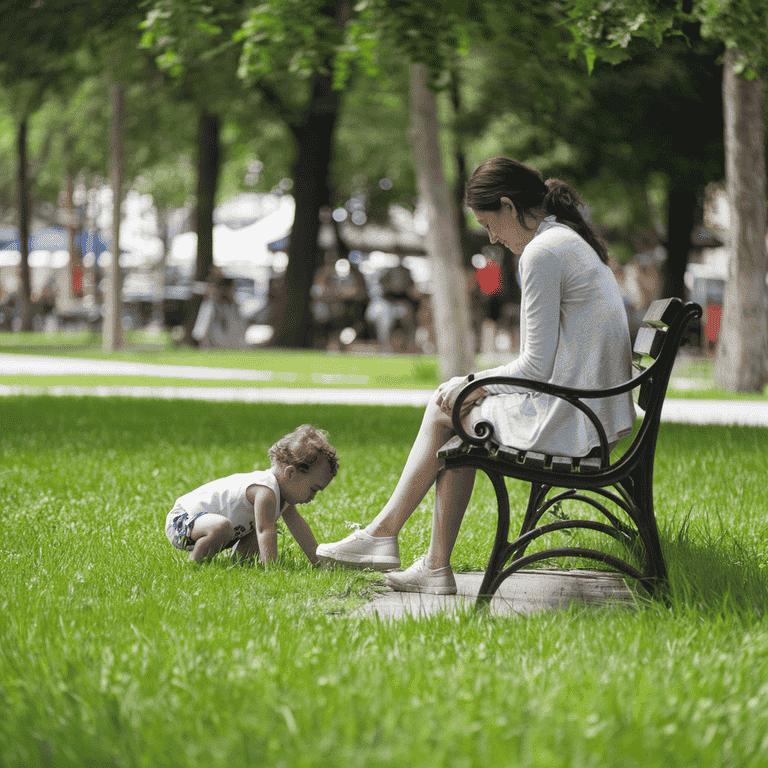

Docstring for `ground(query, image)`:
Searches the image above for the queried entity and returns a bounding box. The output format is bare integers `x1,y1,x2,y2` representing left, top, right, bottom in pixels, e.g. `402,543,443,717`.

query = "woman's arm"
281,505,320,564
478,244,563,393
435,374,487,416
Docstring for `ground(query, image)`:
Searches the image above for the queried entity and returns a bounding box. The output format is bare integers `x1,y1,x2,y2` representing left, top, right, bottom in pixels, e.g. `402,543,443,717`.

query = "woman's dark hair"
464,157,609,264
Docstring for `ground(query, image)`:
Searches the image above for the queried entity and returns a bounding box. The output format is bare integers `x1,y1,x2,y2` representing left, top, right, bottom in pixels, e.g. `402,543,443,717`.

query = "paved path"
2,353,767,425
2,352,766,618
354,569,637,619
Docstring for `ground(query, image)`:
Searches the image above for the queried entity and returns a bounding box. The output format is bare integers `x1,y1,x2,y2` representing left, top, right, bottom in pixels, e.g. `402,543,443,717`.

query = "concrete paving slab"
353,569,637,619
0,353,283,381
0,382,436,406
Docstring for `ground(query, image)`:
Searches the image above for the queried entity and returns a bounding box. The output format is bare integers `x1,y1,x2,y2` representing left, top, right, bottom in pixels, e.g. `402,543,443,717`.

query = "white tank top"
174,468,284,540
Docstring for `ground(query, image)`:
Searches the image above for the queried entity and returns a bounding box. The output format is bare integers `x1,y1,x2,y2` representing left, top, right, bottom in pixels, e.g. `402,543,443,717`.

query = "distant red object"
73,263,83,296
705,304,721,344
476,262,501,296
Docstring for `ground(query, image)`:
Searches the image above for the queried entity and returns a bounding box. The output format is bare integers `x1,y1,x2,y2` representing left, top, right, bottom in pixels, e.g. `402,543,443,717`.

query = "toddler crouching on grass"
164,424,338,565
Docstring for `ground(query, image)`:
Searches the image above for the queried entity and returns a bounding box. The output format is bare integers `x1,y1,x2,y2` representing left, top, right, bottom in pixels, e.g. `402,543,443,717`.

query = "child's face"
282,459,333,506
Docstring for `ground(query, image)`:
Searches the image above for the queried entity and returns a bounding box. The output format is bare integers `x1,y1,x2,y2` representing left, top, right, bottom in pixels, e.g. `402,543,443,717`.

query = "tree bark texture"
184,109,221,344
715,50,768,392
409,63,474,380
64,170,76,305
271,0,350,348
17,118,33,331
103,83,124,352
663,188,697,300
271,75,339,348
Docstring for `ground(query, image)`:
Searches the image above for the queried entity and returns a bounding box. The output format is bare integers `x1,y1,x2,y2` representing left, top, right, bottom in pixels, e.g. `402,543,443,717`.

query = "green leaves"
235,1,341,83
353,0,474,88
565,0,679,73
564,0,768,77
695,0,768,78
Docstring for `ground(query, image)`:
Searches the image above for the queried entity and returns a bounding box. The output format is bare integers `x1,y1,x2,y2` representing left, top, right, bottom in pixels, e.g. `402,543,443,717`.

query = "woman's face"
471,197,537,255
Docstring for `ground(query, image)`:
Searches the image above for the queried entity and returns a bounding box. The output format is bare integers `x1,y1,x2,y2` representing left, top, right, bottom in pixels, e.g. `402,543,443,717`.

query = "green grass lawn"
2,395,768,767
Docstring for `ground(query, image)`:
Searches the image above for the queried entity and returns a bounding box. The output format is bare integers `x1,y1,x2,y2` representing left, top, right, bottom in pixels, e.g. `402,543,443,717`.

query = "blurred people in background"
365,257,420,353
0,286,12,331
310,258,369,350
192,268,248,349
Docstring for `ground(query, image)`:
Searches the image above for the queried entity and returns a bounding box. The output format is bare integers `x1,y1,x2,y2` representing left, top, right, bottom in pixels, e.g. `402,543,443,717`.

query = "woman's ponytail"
544,179,609,264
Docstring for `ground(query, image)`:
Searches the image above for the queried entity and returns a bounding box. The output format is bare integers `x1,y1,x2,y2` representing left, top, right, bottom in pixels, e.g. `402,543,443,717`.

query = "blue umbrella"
1,227,120,261
0,225,17,248
267,233,289,252
31,227,68,251
78,230,111,258
0,226,69,252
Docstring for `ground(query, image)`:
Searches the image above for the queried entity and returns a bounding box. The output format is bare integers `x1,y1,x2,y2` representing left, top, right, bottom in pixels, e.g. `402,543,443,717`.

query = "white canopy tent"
167,195,295,279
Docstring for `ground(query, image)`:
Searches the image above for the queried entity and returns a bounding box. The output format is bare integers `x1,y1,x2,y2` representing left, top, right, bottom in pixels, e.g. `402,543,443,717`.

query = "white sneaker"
384,556,457,595
316,530,400,571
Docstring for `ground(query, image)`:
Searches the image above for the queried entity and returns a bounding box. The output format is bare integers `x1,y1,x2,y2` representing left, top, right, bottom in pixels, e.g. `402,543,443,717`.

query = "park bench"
437,297,703,605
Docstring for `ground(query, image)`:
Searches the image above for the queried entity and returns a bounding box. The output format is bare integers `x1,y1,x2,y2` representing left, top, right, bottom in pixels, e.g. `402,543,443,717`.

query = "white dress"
470,217,635,457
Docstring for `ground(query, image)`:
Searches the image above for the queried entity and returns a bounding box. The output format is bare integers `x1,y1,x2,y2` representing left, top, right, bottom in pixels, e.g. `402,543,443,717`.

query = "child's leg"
230,529,260,564
188,513,235,563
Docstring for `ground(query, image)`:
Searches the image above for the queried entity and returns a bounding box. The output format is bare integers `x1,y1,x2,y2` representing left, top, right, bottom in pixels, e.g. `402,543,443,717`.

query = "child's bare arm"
249,485,278,564
281,505,319,564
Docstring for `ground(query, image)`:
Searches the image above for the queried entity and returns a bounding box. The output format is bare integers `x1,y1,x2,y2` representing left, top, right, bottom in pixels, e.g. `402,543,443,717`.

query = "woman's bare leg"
366,393,454,538
424,466,476,570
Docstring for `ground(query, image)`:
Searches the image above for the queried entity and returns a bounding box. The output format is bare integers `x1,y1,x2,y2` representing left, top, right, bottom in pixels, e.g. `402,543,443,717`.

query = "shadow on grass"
662,515,768,616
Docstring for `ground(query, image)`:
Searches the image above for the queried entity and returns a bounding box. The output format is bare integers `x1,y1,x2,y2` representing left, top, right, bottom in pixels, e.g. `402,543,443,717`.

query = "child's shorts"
165,506,208,551
164,507,241,552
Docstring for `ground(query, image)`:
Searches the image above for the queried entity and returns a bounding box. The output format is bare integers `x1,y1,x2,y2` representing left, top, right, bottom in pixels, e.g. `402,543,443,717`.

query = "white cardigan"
471,217,636,456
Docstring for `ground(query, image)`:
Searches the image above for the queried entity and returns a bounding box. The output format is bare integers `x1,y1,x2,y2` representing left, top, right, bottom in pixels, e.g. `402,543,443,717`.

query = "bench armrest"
451,374,640,469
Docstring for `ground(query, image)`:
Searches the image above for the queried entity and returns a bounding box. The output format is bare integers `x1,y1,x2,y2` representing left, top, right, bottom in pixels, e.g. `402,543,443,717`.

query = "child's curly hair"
268,424,339,477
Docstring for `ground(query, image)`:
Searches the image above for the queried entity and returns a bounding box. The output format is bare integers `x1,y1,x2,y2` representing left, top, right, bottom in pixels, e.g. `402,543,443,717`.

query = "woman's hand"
435,375,487,417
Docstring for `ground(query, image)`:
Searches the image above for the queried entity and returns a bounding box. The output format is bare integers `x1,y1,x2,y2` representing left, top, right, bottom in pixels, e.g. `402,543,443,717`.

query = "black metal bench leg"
476,470,513,603
624,463,668,596
477,478,552,605
512,482,550,560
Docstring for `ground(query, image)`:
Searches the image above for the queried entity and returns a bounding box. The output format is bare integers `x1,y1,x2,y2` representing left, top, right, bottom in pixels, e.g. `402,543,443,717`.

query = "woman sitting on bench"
317,156,636,594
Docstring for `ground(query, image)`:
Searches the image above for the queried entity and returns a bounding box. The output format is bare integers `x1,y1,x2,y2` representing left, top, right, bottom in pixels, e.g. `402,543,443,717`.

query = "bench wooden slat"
576,456,602,473
439,436,601,475
632,326,665,371
642,297,681,329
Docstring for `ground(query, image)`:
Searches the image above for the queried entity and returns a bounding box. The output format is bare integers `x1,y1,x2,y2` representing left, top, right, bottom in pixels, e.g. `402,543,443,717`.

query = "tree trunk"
662,188,697,300
715,50,768,392
103,83,124,352
268,0,351,349
271,72,340,348
410,63,474,380
184,109,220,344
17,118,33,331
450,68,472,265
63,167,76,306
154,208,170,328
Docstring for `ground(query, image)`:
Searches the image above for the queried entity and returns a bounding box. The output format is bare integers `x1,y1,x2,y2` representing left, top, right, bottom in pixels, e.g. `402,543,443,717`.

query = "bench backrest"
632,297,699,412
